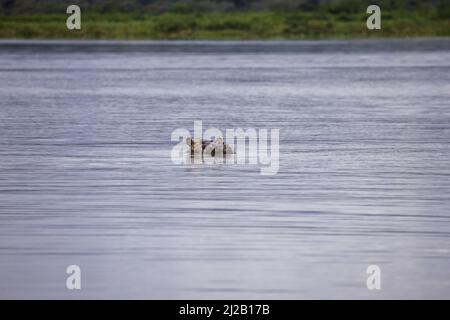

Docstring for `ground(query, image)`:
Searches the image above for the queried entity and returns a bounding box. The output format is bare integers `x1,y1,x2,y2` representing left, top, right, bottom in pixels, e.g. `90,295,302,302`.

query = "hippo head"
186,137,202,153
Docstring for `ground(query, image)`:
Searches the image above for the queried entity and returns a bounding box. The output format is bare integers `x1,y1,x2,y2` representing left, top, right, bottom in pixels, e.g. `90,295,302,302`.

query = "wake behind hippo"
186,137,234,157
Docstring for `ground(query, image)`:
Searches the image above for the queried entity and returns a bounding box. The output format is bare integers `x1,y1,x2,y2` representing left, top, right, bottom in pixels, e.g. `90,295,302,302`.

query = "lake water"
0,39,449,299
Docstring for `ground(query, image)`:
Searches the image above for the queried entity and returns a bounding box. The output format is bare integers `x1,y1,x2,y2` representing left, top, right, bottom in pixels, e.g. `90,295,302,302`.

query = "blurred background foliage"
0,0,448,39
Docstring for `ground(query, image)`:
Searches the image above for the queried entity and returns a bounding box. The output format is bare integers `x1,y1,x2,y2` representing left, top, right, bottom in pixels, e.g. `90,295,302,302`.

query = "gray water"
0,39,449,299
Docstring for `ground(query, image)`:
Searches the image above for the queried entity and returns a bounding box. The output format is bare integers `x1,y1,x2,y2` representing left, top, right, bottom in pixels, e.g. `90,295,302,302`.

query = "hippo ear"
186,137,192,146
193,138,201,146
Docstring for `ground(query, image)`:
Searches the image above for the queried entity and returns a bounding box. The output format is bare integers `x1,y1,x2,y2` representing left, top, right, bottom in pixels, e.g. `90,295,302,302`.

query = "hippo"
186,137,233,156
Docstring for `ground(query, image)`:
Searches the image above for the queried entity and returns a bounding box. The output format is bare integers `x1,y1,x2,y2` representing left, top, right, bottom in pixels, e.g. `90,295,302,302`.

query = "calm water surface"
0,39,449,299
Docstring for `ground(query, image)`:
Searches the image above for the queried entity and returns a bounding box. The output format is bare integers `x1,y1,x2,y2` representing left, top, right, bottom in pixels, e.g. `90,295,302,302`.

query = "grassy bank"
0,11,449,40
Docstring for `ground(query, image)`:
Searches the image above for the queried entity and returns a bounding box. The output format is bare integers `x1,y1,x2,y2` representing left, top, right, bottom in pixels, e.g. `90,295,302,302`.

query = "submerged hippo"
186,137,234,156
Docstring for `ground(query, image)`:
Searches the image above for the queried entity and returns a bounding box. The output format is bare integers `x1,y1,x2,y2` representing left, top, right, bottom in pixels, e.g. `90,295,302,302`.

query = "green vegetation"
0,0,449,39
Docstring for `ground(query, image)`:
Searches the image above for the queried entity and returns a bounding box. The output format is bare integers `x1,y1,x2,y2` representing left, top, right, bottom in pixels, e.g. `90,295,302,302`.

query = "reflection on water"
0,40,449,299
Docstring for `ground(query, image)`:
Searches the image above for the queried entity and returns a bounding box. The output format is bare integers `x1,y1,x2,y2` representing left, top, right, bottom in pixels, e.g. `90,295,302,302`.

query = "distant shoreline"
1,11,448,40
0,38,449,43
